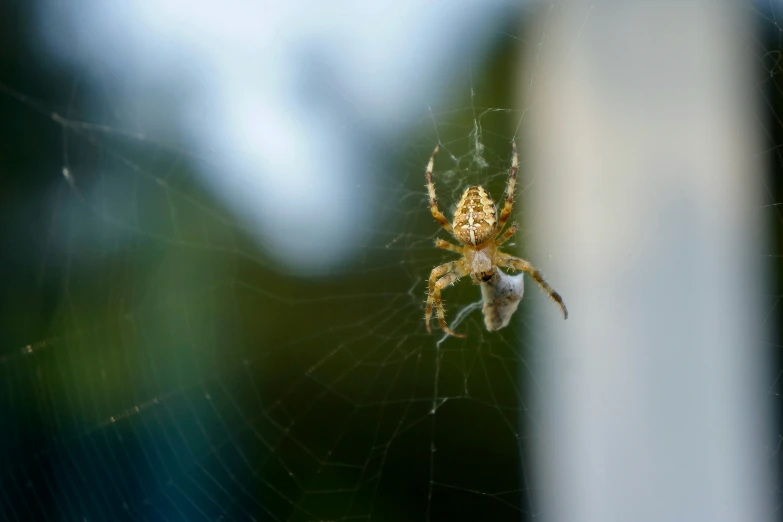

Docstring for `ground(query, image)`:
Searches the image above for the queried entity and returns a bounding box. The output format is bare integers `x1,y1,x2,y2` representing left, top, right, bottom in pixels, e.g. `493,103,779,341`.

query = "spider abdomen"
453,185,497,246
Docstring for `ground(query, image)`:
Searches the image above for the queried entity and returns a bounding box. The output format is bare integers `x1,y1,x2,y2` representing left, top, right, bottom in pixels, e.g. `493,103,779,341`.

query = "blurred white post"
523,3,772,522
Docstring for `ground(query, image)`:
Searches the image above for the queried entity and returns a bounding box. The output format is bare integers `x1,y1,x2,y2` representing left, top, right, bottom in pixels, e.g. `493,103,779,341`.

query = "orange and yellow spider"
424,142,568,338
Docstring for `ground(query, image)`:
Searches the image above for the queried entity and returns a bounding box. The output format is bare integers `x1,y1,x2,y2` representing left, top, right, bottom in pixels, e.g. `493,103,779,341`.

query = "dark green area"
0,4,556,521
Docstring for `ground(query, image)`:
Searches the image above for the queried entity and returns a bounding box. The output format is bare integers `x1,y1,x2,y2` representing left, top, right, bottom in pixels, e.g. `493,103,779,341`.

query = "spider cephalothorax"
424,142,567,338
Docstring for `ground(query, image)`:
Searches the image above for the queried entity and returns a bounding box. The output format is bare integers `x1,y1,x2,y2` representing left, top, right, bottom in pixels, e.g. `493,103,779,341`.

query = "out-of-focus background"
0,1,780,521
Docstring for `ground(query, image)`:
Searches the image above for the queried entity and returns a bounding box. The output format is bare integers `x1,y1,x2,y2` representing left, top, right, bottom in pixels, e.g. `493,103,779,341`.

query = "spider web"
1,2,781,521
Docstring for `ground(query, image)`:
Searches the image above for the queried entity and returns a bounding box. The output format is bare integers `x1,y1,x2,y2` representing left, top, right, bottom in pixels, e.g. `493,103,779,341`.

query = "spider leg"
494,222,518,247
425,145,454,234
425,260,468,337
496,141,519,233
496,253,568,319
435,238,463,254
430,269,470,338
425,261,460,332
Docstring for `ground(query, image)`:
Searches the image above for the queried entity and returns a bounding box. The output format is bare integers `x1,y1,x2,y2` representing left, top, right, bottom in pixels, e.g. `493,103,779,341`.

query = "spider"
424,141,568,338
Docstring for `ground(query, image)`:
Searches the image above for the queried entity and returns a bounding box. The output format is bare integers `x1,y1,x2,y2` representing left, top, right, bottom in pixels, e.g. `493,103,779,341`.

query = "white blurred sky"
36,0,515,273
